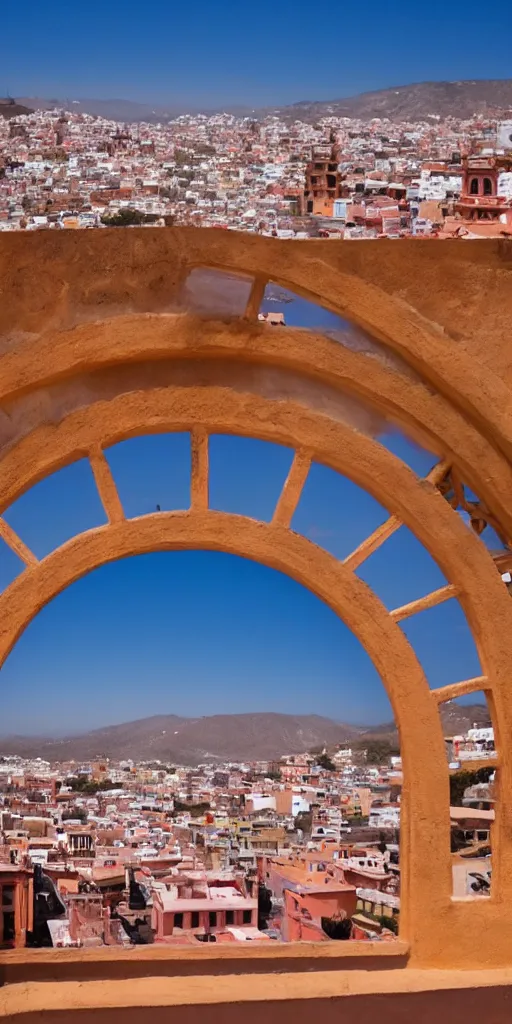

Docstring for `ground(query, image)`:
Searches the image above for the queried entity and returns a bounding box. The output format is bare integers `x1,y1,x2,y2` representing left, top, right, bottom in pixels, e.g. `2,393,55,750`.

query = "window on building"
483,177,493,196
243,910,252,924
226,910,234,925
1,887,14,907
191,911,199,929
209,911,216,928
173,913,183,929
3,911,15,943
469,178,479,195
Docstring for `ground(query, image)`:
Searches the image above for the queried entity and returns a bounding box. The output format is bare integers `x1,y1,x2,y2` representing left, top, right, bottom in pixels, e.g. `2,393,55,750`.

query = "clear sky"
2,0,511,108
0,293,488,736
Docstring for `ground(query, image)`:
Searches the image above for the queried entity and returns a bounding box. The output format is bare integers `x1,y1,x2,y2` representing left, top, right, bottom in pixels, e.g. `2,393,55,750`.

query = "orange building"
304,133,345,217
454,155,512,225
0,865,33,948
264,858,356,941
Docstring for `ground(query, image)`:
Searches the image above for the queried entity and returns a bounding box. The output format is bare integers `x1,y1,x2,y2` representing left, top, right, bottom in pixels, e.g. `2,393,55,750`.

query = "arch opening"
3,301,512,958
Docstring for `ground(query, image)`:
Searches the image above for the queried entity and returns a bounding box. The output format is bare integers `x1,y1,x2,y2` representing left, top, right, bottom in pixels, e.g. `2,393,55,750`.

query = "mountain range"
0,704,490,764
8,79,512,125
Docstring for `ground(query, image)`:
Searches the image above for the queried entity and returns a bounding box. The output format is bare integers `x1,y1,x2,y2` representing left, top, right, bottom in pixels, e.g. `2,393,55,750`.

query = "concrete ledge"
0,940,408,984
1,969,512,1023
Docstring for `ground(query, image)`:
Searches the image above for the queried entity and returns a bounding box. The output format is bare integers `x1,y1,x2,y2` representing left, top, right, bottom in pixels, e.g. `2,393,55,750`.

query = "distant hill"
438,701,491,737
262,80,512,123
0,98,33,120
14,96,189,124
14,80,512,125
0,705,490,764
357,703,491,744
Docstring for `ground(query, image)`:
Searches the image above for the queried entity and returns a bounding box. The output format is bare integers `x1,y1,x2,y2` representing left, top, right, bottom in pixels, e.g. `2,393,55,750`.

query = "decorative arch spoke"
273,449,312,528
190,428,209,511
0,516,38,566
89,445,125,524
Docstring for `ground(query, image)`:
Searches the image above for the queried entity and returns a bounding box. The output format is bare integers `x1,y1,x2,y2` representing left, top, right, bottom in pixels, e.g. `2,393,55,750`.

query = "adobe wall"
1,230,512,994
2,967,512,1024
0,229,511,382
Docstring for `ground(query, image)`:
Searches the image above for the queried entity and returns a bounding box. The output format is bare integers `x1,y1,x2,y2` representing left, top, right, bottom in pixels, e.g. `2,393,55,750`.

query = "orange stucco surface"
1,229,512,1017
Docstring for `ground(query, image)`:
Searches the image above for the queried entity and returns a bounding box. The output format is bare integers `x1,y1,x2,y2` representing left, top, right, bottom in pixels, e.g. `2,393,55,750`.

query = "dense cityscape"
1,99,512,238
0,719,495,948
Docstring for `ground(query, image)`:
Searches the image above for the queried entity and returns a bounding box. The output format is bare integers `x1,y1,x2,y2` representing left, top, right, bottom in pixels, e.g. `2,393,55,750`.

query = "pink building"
263,858,357,942
151,881,260,942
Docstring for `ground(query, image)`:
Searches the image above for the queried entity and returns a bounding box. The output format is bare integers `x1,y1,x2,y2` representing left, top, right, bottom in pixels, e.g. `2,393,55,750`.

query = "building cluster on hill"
1,106,512,237
0,726,494,949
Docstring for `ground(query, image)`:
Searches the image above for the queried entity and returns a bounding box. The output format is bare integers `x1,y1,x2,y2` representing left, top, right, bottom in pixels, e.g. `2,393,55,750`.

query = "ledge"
2,966,512,1023
0,940,408,984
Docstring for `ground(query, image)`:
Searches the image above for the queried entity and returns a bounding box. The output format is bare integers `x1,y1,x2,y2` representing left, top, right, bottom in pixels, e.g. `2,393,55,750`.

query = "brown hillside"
268,80,512,123
0,705,490,764
0,99,33,120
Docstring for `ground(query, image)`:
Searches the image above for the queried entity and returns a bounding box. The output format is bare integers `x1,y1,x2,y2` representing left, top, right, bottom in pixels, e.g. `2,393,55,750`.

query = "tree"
449,767,494,807
258,882,273,930
173,799,211,818
356,738,400,765
62,806,88,824
294,811,313,835
321,915,352,940
266,770,282,782
316,753,336,772
64,775,114,795
101,208,146,227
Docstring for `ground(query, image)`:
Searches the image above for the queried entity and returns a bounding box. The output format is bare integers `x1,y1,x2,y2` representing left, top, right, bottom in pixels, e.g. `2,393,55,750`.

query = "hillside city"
0,715,495,948
0,86,507,962
1,100,512,238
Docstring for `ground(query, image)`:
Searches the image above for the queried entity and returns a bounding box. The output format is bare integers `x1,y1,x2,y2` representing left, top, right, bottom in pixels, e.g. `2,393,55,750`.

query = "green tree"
101,208,146,227
316,753,336,771
294,811,313,835
356,738,400,764
64,775,114,795
62,806,88,824
321,915,352,940
173,800,211,818
449,767,494,806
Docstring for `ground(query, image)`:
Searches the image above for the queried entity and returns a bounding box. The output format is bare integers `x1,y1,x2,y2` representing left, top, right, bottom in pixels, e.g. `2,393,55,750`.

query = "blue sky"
0,292,487,735
2,0,511,108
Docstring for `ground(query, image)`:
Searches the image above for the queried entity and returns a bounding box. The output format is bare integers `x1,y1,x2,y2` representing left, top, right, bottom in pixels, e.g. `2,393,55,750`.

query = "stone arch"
0,510,447,951
2,230,512,458
1,232,512,971
2,380,512,967
2,316,512,536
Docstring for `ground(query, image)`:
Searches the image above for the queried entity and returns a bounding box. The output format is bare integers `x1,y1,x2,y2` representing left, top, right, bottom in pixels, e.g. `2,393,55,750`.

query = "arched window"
483,177,493,196
469,178,479,195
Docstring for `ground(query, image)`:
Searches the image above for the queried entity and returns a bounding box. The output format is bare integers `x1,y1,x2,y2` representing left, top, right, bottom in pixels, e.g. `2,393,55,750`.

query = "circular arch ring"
2,314,512,535
170,231,512,457
0,510,451,957
2,384,512,968
5,230,512,457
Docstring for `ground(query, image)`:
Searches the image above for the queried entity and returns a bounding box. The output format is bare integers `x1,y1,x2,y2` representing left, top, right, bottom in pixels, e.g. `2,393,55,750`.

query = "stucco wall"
1,230,512,988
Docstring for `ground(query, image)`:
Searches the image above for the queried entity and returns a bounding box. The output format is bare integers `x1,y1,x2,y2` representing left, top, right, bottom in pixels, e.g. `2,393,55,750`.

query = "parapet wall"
1,229,511,383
